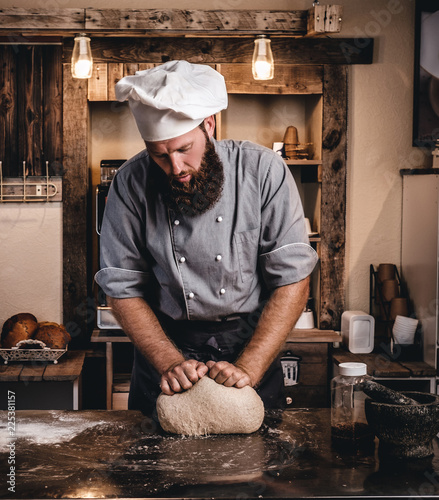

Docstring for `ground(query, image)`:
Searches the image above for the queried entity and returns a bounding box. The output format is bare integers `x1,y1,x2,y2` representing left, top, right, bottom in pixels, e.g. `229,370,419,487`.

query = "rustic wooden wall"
43,46,63,175
0,46,18,176
0,45,62,177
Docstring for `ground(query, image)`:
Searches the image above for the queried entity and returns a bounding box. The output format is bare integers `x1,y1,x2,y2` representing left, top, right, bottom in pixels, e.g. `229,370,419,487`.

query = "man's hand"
160,359,208,395
206,360,252,388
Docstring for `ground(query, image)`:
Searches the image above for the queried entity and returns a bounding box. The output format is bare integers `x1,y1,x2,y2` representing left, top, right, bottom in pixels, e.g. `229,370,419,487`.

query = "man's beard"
159,138,225,216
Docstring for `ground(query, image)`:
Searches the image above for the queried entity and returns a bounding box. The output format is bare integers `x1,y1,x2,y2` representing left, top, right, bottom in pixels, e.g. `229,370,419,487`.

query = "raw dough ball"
156,376,265,436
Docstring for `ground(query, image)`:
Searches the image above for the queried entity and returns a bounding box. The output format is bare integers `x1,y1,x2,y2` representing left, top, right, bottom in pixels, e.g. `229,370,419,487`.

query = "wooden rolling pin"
362,380,420,405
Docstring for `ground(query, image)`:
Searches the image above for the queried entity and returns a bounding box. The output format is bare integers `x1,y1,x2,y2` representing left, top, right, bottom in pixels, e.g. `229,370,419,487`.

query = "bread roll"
1,313,38,348
34,322,71,349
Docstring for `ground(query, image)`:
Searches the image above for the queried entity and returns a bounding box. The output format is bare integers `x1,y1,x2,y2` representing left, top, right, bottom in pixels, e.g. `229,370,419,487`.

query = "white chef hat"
115,60,228,142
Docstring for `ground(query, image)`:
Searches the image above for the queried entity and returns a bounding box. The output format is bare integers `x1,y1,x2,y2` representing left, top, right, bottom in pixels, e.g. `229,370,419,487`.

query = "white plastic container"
341,311,374,354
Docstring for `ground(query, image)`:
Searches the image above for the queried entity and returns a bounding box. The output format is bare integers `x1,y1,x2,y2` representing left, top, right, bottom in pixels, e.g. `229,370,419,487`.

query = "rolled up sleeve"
95,267,153,299
258,154,318,288
260,242,318,288
94,168,154,299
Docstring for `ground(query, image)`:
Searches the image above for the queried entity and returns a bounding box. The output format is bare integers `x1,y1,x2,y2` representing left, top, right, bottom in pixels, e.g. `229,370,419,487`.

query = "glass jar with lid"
331,362,373,444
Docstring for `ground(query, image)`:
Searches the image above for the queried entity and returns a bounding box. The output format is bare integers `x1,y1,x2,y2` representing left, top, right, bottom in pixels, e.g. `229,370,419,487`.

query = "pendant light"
71,33,93,79
252,35,274,80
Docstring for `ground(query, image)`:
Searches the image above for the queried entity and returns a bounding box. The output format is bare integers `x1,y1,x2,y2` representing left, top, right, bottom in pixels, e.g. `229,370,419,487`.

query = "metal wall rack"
0,161,62,203
369,264,407,325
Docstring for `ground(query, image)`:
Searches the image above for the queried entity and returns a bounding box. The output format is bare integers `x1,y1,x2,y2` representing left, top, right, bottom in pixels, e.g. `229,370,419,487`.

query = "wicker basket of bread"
0,313,71,364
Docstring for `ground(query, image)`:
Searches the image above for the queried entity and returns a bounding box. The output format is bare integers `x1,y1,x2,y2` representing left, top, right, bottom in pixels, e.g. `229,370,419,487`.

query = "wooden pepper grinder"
283,126,299,160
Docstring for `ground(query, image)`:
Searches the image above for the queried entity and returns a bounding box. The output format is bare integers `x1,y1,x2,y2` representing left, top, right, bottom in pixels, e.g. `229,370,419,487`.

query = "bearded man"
95,60,318,417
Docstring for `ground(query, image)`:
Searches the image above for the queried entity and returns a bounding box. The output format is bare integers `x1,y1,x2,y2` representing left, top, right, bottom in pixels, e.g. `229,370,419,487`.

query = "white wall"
341,0,430,311
90,101,145,186
1,0,431,325
0,204,63,327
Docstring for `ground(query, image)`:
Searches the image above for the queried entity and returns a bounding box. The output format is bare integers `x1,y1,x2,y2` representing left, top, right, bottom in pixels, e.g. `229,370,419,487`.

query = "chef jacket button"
216,216,223,222
179,256,186,263
220,288,226,295
174,219,180,226
188,292,195,299
215,254,222,262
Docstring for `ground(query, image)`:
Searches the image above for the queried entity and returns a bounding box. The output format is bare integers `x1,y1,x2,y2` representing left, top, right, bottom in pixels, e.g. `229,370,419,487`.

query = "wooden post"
320,65,347,330
62,64,90,347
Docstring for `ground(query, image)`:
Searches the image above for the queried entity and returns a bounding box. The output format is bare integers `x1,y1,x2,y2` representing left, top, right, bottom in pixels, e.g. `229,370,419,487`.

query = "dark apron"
128,312,286,417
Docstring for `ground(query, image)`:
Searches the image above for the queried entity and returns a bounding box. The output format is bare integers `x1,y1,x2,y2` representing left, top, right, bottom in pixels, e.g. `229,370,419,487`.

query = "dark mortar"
365,391,439,459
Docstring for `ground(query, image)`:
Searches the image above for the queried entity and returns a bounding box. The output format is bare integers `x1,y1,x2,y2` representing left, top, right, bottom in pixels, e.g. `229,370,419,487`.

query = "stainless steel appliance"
96,159,125,328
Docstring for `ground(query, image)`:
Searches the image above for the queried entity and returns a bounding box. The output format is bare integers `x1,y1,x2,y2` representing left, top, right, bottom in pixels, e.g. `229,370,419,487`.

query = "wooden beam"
62,63,90,348
0,35,62,44
319,65,347,331
62,37,373,65
0,7,346,37
0,8,84,30
85,9,308,35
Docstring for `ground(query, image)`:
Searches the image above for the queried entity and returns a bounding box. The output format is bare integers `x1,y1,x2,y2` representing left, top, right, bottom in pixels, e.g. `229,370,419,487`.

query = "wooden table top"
3,408,439,499
332,349,436,378
0,350,85,382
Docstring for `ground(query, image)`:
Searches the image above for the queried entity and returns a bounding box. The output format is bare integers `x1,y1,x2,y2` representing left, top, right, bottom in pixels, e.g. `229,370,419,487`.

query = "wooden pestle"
362,380,420,405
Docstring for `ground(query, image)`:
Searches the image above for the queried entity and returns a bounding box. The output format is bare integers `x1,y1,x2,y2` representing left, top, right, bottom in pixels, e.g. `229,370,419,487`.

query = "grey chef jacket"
95,138,318,320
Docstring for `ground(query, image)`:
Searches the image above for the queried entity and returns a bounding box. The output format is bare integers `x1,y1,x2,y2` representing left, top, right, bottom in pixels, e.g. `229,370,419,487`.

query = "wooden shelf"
287,329,340,343
285,159,322,166
91,328,130,343
92,326,335,342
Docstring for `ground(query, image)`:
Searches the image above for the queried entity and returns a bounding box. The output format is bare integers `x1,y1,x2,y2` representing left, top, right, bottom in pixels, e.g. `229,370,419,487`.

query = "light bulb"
71,34,93,79
252,35,274,80
74,59,92,79
254,61,272,80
